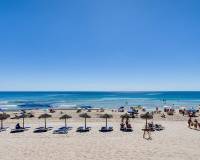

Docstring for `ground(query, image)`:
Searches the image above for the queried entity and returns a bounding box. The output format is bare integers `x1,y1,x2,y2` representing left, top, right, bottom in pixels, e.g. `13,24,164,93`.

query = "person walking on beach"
188,117,192,128
194,119,198,129
125,117,129,127
182,109,185,116
143,126,151,140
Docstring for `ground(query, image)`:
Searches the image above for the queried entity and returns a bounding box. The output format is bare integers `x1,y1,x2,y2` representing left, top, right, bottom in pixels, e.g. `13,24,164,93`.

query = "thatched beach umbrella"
38,113,52,129
79,113,91,129
140,112,153,140
19,113,34,129
60,114,72,127
0,113,10,129
100,114,113,128
20,114,26,129
140,112,153,129
120,113,131,123
121,113,131,119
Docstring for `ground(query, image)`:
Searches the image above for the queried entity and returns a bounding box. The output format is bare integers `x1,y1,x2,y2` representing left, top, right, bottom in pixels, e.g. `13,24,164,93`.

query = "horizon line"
1,90,200,92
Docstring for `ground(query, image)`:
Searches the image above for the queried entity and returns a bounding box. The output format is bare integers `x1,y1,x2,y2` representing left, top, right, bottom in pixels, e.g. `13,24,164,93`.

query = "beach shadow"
189,127,200,131
143,137,152,140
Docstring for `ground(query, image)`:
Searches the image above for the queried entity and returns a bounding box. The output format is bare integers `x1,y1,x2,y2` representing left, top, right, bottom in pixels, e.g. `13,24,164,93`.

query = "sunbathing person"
15,123,22,129
127,123,132,128
125,118,129,127
148,122,156,131
148,122,154,128
182,109,185,116
10,123,25,133
126,123,133,132
161,113,166,118
120,117,125,130
194,119,198,129
120,123,125,130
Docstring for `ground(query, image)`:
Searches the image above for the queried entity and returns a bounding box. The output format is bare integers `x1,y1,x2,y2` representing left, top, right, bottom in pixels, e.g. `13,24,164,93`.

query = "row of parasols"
0,112,153,133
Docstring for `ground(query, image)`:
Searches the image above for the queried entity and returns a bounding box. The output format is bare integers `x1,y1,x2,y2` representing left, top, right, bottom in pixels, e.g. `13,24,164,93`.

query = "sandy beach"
1,0,200,159
0,109,200,160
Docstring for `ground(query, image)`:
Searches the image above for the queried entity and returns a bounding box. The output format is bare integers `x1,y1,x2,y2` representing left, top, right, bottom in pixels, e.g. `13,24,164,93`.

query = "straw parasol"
79,113,91,129
60,114,72,127
19,112,34,129
141,112,153,140
99,114,113,128
140,112,153,129
121,113,131,119
0,113,10,129
38,113,52,129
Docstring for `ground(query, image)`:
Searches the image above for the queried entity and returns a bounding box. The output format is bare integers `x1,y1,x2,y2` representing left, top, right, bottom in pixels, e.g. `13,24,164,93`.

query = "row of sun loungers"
1,123,164,134
8,126,99,133
142,123,165,132
1,126,133,134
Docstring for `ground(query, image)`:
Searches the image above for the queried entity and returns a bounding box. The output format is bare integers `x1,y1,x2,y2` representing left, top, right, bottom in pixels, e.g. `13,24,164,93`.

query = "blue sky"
0,0,200,91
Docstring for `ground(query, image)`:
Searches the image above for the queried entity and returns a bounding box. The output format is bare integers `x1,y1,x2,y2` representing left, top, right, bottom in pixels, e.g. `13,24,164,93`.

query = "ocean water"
0,91,200,110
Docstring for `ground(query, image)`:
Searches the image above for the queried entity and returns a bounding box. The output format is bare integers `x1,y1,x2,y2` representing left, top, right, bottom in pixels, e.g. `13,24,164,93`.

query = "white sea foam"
145,93,162,96
0,101,9,105
51,103,77,108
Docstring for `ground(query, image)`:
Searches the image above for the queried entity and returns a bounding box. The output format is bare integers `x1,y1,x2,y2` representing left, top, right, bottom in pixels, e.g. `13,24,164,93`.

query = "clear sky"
0,0,200,91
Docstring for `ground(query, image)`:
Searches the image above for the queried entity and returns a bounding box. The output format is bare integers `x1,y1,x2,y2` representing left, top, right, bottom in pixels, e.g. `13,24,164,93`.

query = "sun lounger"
55,126,72,131
142,128,151,132
147,123,156,131
10,128,27,133
154,124,165,131
33,127,53,133
0,127,9,132
120,126,133,132
143,123,164,132
64,126,72,130
126,126,133,132
53,129,68,134
99,126,113,132
10,115,20,119
76,126,91,132
120,123,133,132
53,127,70,134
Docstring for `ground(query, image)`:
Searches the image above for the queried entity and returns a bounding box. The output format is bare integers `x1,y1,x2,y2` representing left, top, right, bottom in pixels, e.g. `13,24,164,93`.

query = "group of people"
188,117,200,130
180,109,196,117
120,117,132,131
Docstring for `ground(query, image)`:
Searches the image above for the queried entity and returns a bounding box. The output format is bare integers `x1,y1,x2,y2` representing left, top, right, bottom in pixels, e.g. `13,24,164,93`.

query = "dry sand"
0,109,200,160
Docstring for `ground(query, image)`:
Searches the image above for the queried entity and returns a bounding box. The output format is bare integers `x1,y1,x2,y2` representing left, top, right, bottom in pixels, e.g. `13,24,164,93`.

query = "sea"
0,91,200,111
